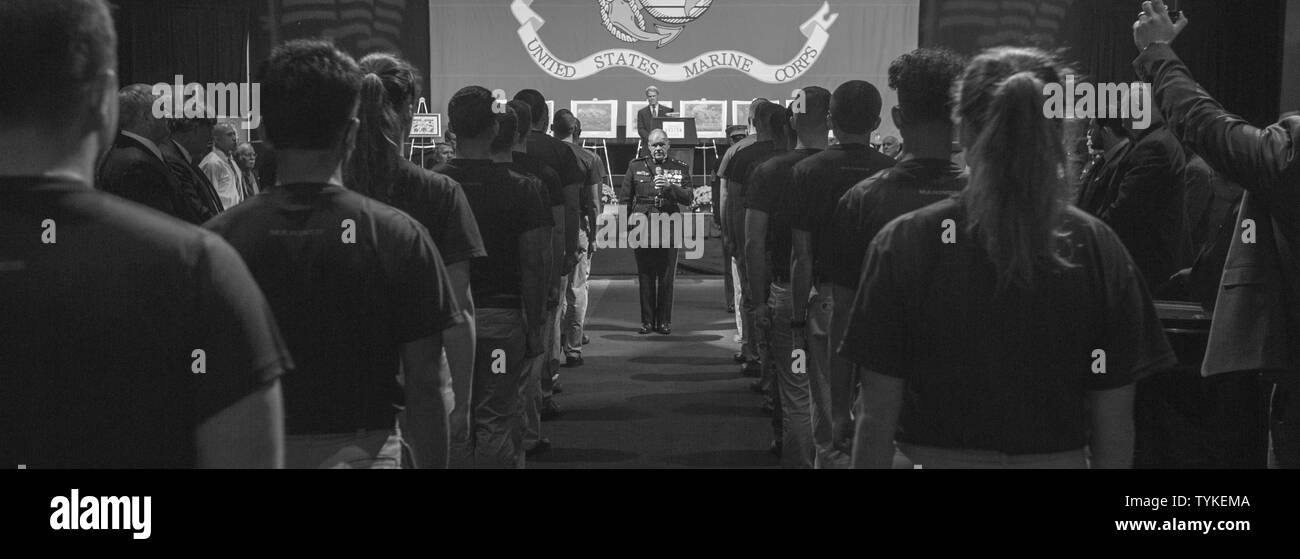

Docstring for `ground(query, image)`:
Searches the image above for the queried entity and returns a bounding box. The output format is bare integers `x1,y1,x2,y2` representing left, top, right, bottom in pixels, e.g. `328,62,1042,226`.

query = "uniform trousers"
635,247,678,326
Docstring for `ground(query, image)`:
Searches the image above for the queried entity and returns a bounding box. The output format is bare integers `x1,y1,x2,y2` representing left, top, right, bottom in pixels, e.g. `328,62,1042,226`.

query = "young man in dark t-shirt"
722,100,787,382
492,102,561,456
206,41,464,469
515,89,582,274
388,155,486,464
437,86,552,468
1,0,290,468
829,49,968,464
555,111,606,368
787,80,897,468
514,90,582,423
745,87,830,468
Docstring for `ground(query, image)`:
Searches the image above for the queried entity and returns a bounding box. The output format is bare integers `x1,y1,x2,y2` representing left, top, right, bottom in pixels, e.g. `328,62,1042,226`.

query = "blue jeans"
769,282,813,468
808,283,849,468
451,307,528,469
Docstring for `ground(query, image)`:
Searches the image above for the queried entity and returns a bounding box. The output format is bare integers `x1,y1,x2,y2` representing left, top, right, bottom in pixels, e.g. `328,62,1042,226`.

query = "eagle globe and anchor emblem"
599,0,713,48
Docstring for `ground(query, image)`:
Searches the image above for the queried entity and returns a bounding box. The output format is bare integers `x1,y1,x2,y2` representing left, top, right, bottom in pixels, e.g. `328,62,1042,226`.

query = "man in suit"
1077,117,1132,210
636,86,672,157
96,83,204,223
1076,112,1188,291
199,122,245,210
159,110,222,223
622,129,693,335
1134,0,1300,467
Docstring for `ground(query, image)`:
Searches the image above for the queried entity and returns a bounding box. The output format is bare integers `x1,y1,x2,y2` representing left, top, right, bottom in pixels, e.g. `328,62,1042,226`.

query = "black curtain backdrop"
920,0,1286,126
248,0,432,116
109,0,432,143
110,0,251,90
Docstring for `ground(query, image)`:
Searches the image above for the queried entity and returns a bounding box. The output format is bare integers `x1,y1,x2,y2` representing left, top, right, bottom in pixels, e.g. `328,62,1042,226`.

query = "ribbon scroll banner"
511,0,839,84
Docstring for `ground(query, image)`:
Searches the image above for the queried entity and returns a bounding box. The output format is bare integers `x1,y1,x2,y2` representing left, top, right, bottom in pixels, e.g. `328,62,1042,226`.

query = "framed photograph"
626,100,673,138
731,100,751,127
409,113,442,138
681,99,726,138
570,99,617,139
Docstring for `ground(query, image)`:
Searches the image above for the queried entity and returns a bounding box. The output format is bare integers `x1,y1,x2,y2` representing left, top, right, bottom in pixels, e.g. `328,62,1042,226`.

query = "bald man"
199,122,246,210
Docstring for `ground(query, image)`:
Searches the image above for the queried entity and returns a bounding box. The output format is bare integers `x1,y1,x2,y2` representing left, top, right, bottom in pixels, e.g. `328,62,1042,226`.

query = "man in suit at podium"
636,86,673,157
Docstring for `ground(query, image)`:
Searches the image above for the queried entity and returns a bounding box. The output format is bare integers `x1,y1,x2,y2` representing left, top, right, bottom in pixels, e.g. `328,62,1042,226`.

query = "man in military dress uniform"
621,129,694,335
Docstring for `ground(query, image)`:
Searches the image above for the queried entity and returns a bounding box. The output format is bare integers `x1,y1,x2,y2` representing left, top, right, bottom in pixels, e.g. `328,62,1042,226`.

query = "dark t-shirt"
722,140,781,196
791,143,898,280
746,148,822,282
205,183,463,434
390,159,487,265
1,179,291,467
568,142,606,215
509,150,564,207
840,199,1176,454
435,159,552,307
526,130,584,187
831,158,966,288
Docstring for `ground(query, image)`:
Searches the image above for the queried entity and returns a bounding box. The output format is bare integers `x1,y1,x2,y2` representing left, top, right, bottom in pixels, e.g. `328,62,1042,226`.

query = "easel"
696,139,719,184
407,97,441,166
581,138,614,190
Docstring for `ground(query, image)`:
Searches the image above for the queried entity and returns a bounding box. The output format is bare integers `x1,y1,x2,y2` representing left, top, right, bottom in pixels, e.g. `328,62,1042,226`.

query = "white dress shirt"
198,148,245,211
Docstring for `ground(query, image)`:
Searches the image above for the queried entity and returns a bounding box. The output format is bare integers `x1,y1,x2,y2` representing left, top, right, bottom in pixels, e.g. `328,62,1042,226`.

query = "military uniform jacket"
620,156,693,215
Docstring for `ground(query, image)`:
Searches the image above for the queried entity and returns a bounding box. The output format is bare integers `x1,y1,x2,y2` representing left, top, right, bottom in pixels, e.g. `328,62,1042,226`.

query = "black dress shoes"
656,323,672,335
638,323,653,334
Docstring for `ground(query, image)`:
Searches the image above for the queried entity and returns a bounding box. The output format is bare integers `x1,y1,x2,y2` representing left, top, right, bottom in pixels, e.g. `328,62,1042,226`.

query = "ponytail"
961,65,1073,291
346,53,420,204
348,72,398,203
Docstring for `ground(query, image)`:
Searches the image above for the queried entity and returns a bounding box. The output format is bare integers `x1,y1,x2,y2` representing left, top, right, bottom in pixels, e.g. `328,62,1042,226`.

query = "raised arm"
1133,1,1299,213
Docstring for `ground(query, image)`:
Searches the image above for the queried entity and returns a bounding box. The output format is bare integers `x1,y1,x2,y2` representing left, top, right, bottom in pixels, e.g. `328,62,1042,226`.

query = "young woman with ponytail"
346,53,487,459
841,47,1177,469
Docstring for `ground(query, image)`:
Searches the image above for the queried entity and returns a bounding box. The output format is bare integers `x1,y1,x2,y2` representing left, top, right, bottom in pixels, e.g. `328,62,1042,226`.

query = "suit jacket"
1076,139,1133,214
1076,124,1189,290
636,102,674,142
96,132,201,223
159,139,222,224
1137,43,1300,377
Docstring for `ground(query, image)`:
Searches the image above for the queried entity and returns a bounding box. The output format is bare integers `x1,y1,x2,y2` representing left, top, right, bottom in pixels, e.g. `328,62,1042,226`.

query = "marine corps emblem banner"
511,0,839,83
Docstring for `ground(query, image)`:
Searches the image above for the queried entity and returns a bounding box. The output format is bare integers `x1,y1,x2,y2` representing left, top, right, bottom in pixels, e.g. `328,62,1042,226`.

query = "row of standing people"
718,2,1299,468
2,0,605,468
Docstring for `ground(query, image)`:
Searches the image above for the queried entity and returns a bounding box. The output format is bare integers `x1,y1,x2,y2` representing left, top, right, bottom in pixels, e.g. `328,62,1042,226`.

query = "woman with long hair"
841,47,1176,469
346,52,486,466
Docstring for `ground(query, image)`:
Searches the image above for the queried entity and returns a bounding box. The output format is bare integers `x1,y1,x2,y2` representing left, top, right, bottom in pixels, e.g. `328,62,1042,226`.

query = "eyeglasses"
650,142,667,148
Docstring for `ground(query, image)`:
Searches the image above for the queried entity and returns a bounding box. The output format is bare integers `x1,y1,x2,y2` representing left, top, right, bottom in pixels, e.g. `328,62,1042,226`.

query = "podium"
651,116,697,166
